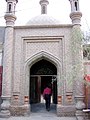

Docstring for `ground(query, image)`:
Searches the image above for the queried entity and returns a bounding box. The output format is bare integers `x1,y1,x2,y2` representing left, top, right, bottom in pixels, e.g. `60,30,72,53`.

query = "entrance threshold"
31,103,56,114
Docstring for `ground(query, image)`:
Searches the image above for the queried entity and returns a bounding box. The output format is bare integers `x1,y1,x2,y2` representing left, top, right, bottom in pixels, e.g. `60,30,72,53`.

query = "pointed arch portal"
29,59,57,104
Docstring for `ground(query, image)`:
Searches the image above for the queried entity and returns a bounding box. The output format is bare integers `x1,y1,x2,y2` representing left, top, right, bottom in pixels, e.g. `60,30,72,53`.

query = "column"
72,26,85,120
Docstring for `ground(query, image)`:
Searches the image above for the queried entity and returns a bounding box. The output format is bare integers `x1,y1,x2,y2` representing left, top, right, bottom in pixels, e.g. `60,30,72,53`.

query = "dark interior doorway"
41,76,52,94
29,59,57,104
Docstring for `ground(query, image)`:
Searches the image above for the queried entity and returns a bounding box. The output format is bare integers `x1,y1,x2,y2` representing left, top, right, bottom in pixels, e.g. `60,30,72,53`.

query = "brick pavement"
0,103,76,120
0,113,76,120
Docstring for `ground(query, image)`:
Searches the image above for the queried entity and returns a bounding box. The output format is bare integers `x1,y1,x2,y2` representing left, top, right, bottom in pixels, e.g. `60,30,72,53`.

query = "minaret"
69,0,82,25
69,1,85,120
0,0,18,117
4,0,18,26
39,0,49,14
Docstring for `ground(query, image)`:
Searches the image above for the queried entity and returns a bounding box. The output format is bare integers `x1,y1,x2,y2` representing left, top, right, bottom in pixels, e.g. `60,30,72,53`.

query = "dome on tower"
26,14,60,25
26,0,60,26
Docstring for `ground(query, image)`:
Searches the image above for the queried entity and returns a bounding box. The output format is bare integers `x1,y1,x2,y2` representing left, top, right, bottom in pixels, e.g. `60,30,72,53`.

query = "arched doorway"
29,59,57,105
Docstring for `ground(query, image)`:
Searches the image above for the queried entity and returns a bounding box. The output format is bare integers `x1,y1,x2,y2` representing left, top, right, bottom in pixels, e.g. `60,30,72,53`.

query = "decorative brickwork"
57,105,76,117
10,105,30,116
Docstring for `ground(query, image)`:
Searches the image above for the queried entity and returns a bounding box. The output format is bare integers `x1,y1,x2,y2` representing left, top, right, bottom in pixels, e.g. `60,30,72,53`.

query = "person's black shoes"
46,108,50,111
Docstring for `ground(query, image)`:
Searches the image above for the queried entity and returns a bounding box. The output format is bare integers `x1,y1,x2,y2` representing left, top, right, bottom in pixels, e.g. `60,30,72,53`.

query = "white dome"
26,14,60,25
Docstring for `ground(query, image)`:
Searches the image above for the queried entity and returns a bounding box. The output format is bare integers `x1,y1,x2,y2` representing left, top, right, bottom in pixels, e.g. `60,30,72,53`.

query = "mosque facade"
0,0,87,119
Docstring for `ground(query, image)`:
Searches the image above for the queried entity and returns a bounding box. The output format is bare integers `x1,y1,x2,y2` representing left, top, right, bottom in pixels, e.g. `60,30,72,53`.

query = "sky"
0,0,90,32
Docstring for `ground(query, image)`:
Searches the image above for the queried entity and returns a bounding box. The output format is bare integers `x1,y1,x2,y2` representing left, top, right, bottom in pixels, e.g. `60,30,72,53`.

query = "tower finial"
39,0,49,14
69,0,82,25
4,0,18,26
69,0,80,12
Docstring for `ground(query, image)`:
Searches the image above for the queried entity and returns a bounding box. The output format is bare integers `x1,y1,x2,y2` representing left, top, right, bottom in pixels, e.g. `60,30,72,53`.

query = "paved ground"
0,113,77,120
0,103,76,120
0,115,76,120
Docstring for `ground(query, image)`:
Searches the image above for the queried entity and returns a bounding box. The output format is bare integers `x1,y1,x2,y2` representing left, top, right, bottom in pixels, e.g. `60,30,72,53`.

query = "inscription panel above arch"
22,36,64,62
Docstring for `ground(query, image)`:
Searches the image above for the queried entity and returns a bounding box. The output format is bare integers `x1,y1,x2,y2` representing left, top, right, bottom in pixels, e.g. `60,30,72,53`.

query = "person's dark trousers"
45,94,51,111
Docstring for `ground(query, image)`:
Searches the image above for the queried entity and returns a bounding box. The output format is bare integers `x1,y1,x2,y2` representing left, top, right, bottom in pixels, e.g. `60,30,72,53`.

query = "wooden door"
51,76,57,104
30,76,41,103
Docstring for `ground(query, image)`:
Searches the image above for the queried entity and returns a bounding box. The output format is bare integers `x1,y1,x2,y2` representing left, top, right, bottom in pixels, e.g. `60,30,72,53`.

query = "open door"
30,59,57,104
30,76,41,103
52,79,57,104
